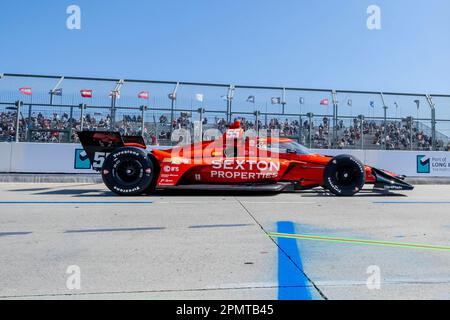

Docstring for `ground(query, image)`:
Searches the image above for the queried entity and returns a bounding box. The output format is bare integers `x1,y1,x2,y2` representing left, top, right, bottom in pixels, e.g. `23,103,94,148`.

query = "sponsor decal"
417,155,430,174
417,154,450,175
163,166,179,173
210,160,280,180
74,149,91,169
211,159,280,171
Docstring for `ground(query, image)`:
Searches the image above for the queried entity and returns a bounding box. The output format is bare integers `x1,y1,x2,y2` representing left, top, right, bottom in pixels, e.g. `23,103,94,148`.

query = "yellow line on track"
267,232,450,252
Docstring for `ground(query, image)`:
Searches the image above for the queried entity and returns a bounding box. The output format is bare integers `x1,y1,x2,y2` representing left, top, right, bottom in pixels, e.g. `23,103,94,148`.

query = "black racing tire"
323,154,365,197
101,147,154,196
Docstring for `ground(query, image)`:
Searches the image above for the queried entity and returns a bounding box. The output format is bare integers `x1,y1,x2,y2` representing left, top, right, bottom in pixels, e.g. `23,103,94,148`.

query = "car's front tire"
323,154,365,196
101,147,154,196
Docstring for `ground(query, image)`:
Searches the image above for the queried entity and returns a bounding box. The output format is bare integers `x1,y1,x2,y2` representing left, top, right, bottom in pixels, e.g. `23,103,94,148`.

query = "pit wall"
0,142,449,177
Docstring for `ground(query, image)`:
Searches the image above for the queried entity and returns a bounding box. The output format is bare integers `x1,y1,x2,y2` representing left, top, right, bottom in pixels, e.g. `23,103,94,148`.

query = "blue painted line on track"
65,227,165,234
0,201,153,204
0,232,32,237
277,221,311,300
189,224,252,229
374,201,450,204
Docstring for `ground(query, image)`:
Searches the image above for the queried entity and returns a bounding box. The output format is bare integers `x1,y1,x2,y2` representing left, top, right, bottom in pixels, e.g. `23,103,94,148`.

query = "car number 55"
93,152,110,170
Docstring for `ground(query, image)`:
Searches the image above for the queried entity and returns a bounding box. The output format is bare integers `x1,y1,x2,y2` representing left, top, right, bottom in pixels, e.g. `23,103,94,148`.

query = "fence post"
254,110,260,133
307,112,314,149
14,100,22,142
227,85,235,123
79,103,86,131
406,116,413,151
358,114,365,150
331,90,338,148
110,95,116,131
281,88,286,114
380,92,388,150
198,108,205,142
298,114,302,144
170,98,175,135
140,105,147,138
426,95,436,151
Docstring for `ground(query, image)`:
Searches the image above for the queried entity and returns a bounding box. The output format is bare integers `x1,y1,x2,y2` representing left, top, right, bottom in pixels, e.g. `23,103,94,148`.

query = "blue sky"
1,0,450,94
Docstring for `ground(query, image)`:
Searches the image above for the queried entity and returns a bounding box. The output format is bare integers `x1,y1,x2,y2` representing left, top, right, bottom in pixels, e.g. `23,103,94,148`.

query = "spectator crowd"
1,110,448,151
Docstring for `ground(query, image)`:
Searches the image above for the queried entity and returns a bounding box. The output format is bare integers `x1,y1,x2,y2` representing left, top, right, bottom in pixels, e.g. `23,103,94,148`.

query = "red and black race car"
77,122,413,197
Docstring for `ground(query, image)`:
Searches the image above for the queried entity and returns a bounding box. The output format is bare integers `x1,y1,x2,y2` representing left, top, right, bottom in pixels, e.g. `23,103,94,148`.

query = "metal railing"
1,73,449,151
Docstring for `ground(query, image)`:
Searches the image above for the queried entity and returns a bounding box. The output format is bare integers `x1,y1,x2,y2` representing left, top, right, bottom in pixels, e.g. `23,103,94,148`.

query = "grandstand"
1,73,449,151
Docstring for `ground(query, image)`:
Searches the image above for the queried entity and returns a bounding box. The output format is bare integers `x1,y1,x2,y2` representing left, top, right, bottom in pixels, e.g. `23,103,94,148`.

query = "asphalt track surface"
0,183,449,300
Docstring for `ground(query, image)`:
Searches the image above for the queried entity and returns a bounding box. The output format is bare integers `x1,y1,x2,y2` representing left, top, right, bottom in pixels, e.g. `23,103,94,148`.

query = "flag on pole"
138,91,149,100
247,96,255,103
195,93,204,102
19,87,32,96
369,101,375,108
109,90,120,99
271,97,281,105
53,88,63,96
347,99,352,107
299,97,305,104
80,89,93,98
320,98,329,106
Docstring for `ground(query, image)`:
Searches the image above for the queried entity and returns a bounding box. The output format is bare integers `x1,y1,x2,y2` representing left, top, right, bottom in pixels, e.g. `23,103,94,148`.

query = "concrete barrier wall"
0,142,449,177
311,149,450,177
0,143,12,172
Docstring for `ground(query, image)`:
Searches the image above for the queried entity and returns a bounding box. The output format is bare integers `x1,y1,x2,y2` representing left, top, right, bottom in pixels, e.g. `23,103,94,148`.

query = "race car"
77,121,413,197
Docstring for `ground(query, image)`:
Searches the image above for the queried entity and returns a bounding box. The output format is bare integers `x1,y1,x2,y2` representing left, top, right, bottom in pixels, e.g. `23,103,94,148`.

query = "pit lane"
0,183,448,300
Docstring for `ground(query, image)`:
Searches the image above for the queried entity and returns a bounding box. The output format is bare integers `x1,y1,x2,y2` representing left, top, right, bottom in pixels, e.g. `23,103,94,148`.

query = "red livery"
77,123,413,196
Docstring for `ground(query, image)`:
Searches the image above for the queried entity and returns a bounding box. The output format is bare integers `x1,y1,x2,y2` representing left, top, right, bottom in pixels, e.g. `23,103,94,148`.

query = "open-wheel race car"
77,122,413,197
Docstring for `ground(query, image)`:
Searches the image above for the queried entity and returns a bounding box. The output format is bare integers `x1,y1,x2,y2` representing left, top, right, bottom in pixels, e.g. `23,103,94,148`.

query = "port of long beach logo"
416,155,430,174
417,155,450,174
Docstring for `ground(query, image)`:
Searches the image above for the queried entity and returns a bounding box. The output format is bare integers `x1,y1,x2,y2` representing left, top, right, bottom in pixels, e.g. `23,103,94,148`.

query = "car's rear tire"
101,147,154,196
323,154,365,197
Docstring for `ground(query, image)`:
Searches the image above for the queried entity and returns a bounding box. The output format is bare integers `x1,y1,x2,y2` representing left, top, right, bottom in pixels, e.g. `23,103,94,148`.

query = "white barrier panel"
312,149,450,177
0,143,448,177
0,143,12,172
8,143,97,174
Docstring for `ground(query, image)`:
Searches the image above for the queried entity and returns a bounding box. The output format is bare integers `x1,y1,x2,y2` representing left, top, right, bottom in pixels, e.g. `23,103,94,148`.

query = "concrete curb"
405,177,450,185
0,174,102,184
0,174,450,185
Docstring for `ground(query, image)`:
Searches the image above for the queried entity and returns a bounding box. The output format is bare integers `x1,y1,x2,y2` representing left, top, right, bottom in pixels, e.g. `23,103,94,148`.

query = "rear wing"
77,131,146,171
